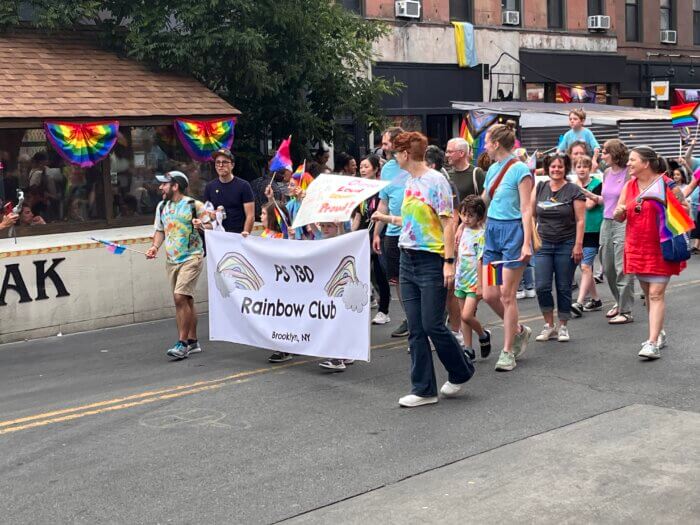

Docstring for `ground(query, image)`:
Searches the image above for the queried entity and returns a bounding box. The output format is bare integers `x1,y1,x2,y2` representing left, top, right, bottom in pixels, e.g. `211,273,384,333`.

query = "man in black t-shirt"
203,148,255,234
445,137,485,201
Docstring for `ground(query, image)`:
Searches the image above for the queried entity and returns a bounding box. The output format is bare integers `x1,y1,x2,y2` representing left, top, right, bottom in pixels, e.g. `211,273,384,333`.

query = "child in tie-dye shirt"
455,196,491,360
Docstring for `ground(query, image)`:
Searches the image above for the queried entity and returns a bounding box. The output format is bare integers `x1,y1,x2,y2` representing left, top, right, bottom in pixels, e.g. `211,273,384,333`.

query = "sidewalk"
284,404,700,524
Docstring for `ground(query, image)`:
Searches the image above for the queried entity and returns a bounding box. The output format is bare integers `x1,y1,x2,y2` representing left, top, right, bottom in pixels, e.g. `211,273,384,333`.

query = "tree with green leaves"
1,0,401,173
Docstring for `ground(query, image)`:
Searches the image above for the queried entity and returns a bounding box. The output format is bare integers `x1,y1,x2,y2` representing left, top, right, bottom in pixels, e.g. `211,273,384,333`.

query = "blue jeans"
400,249,475,397
518,259,535,292
534,239,576,321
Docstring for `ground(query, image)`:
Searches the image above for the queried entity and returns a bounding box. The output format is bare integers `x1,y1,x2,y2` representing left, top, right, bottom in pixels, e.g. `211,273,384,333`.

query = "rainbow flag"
44,121,119,168
270,136,293,172
292,161,314,191
486,262,503,287
92,237,126,255
273,203,290,239
639,177,695,242
174,118,235,161
670,103,699,128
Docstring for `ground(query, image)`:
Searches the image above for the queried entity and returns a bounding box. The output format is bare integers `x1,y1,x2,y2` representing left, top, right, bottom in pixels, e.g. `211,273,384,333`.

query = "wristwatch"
444,257,455,264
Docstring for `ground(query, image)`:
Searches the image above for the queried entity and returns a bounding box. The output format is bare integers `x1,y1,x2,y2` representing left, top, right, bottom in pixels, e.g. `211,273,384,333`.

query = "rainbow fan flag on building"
44,121,119,168
174,118,235,161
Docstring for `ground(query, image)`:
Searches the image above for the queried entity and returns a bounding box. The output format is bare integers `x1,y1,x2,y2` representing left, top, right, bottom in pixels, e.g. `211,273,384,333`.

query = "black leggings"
372,251,391,314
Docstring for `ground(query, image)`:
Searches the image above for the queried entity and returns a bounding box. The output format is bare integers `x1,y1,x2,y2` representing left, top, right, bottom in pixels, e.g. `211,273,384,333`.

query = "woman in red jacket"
614,146,690,360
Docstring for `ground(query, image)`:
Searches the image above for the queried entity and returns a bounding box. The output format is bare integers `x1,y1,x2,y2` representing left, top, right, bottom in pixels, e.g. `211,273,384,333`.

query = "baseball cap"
155,170,189,189
212,148,234,161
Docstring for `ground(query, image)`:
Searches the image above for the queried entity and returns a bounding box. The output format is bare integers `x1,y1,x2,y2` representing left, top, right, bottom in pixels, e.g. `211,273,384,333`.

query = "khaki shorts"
166,256,203,297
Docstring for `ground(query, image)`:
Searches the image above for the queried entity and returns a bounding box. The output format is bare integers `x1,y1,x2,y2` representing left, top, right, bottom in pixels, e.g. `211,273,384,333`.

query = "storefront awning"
0,31,240,121
519,50,627,84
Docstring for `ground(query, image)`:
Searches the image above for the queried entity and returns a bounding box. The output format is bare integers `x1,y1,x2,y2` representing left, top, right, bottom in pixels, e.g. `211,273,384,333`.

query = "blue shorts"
483,218,525,269
581,246,598,267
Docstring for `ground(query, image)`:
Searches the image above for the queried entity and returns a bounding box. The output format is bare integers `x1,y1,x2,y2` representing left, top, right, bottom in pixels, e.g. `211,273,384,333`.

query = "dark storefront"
622,61,700,108
519,50,626,105
371,62,483,149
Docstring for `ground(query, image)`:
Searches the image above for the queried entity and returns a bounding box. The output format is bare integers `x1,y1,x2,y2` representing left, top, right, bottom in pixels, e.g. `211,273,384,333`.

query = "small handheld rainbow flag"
90,237,152,257
272,203,290,239
292,161,314,191
270,136,293,172
44,121,119,167
174,118,235,161
486,262,503,287
670,103,699,128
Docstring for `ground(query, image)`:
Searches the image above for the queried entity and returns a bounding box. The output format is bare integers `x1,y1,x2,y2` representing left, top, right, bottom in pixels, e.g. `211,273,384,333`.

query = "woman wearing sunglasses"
614,146,690,359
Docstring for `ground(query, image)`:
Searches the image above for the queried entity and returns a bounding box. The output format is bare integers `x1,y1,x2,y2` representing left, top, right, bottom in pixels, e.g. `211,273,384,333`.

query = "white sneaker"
451,330,465,347
639,341,661,360
525,289,536,298
370,299,378,309
536,323,558,342
516,290,526,300
440,381,467,398
656,330,667,349
319,359,346,371
399,394,438,407
372,312,391,325
557,324,570,342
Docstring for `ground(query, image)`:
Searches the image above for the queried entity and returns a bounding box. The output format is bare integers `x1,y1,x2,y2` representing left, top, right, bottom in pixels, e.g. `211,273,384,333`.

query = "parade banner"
290,174,389,228
206,229,371,361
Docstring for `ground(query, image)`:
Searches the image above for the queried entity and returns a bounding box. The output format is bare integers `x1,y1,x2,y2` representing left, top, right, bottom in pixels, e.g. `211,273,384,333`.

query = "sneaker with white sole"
583,298,603,312
372,312,391,325
516,290,526,300
166,341,189,360
391,319,409,337
398,394,438,407
638,341,661,360
479,329,492,358
656,330,667,350
268,352,292,363
524,288,536,298
494,350,516,371
440,381,468,397
513,325,532,358
557,324,570,342
187,341,202,354
570,302,583,318
319,359,346,371
536,324,558,342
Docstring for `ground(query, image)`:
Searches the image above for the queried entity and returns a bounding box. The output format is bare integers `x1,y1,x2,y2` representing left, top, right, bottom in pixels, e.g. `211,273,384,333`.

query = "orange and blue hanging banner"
174,118,236,161
44,121,119,168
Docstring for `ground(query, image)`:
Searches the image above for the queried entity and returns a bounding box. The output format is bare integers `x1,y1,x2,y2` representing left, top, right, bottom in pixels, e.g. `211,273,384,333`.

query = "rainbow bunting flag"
174,118,235,161
638,177,695,243
44,121,119,168
270,136,293,172
486,262,503,287
670,103,699,128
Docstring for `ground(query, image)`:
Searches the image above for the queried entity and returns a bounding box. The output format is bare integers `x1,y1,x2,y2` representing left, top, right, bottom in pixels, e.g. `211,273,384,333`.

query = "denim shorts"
483,218,525,269
581,246,598,267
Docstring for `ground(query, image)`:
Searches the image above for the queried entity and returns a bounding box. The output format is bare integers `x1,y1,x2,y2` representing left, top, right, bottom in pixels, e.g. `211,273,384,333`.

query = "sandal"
606,305,619,318
609,313,633,325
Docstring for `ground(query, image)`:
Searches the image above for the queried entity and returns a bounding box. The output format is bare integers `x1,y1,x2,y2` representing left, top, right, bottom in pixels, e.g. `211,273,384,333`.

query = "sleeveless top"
623,176,685,276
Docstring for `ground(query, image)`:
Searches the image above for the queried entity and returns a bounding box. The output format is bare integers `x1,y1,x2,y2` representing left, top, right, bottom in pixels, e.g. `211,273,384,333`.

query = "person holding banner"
372,132,474,407
480,121,534,372
146,171,208,360
614,146,692,359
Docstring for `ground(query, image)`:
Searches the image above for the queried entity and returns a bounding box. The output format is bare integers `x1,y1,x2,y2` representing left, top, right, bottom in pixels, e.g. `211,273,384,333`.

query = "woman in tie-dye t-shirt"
372,132,474,408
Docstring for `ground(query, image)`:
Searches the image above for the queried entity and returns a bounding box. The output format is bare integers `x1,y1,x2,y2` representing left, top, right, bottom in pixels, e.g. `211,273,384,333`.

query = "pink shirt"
602,167,628,219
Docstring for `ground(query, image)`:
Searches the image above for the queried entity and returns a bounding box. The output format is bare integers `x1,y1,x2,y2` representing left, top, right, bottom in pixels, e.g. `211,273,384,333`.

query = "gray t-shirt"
535,181,584,243
448,165,485,202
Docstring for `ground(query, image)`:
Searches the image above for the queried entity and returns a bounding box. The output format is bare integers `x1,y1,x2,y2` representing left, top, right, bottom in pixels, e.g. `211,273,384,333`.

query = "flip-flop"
609,313,633,325
606,305,619,318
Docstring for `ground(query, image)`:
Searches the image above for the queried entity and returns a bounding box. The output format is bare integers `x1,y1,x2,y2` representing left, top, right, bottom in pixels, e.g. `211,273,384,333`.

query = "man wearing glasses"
203,148,255,235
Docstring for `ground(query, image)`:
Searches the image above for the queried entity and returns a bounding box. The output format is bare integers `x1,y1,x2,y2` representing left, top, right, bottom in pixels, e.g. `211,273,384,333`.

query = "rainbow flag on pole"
638,177,695,242
270,136,293,172
670,103,699,128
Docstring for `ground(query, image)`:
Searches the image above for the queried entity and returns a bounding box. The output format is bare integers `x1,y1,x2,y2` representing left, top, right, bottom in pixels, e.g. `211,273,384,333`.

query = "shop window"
694,0,700,45
660,0,674,31
587,0,604,16
548,0,565,29
526,84,545,102
502,0,520,12
625,0,641,42
450,0,474,22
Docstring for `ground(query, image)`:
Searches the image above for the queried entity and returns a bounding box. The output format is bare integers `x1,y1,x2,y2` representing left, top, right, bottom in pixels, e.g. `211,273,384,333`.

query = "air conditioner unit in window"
587,15,611,31
502,10,520,26
395,0,421,19
660,30,677,44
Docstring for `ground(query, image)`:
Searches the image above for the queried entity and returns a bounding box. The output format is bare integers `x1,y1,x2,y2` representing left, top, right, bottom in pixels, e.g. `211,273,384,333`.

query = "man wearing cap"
146,171,208,360
203,148,255,235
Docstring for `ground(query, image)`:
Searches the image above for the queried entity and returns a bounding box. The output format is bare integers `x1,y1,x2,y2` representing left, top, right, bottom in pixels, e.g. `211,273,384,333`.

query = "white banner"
290,173,389,228
205,229,371,361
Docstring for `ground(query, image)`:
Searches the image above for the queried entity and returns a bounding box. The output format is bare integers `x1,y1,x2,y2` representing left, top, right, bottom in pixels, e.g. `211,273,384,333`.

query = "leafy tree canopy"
1,0,401,171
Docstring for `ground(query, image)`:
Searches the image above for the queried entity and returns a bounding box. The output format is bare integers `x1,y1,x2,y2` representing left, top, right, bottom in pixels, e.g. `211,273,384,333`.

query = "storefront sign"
206,230,371,361
0,258,70,306
651,81,670,102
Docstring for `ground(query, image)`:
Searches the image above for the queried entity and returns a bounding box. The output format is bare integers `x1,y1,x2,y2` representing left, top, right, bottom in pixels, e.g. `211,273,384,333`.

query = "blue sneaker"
167,341,189,360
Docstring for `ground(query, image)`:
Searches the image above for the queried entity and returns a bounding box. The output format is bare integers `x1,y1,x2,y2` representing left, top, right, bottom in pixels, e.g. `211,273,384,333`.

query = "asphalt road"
1,262,699,524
